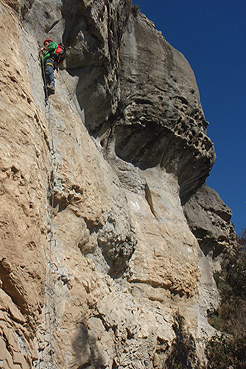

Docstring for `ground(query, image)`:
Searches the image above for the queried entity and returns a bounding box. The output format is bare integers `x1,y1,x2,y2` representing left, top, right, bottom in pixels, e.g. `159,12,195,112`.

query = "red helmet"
44,38,52,45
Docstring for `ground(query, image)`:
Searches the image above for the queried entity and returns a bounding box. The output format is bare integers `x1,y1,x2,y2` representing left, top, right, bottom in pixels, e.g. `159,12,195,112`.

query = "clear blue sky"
134,0,246,234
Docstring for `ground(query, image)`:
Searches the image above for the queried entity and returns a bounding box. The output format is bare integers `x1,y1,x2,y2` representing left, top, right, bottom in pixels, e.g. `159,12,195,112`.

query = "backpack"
54,43,66,64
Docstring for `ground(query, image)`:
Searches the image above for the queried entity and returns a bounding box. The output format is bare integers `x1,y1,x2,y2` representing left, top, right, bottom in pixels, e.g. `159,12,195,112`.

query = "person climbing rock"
40,38,58,94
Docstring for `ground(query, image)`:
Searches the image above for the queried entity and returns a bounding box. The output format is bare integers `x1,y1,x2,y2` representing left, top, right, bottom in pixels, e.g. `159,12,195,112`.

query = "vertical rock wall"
0,2,49,366
0,1,236,368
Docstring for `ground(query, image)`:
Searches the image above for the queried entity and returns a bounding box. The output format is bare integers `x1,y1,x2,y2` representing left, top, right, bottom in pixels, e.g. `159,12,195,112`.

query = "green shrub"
206,231,246,368
227,252,246,298
206,334,246,369
131,4,140,17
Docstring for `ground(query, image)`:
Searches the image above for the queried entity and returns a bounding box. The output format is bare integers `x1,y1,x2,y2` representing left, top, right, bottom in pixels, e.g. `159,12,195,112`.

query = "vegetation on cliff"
206,228,246,368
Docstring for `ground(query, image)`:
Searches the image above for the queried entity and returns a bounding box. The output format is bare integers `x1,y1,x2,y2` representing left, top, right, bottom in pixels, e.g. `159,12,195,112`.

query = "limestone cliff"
0,1,237,368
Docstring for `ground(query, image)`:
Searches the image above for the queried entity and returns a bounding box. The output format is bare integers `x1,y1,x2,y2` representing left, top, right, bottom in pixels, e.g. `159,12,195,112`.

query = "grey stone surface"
184,184,237,257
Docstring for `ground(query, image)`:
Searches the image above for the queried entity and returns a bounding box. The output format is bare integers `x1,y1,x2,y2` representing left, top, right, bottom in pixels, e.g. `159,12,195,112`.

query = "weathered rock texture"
184,185,237,259
0,0,237,368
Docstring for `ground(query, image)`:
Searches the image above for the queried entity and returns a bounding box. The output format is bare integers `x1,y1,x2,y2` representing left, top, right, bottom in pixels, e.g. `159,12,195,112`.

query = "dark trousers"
45,59,55,88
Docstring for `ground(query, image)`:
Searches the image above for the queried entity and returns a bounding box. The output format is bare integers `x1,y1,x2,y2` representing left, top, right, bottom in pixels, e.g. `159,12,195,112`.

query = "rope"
45,97,58,369
38,55,82,369
37,60,58,366
59,70,83,118
47,101,55,369
40,54,49,103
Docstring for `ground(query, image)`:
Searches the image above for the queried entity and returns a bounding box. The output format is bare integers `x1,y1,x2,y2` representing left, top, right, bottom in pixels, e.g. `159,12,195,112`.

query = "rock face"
0,0,237,368
184,185,237,259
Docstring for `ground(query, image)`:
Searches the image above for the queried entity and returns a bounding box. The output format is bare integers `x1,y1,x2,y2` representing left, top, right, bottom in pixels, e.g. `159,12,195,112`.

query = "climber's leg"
45,60,55,91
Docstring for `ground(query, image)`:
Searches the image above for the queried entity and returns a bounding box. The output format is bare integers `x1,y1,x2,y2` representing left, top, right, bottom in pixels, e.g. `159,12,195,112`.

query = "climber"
40,39,66,95
40,39,57,94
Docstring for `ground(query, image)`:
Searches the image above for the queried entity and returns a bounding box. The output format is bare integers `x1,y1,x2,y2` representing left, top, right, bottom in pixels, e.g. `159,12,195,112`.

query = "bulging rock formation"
0,0,237,368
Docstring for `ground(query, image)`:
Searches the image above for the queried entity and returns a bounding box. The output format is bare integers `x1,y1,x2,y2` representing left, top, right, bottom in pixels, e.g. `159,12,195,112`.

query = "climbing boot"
47,84,55,94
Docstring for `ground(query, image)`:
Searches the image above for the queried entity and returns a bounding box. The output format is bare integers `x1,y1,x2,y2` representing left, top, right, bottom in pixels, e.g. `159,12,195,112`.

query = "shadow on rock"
165,313,203,369
72,319,107,369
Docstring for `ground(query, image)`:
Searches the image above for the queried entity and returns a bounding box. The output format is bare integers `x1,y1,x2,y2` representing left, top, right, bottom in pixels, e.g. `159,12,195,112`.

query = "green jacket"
43,41,58,64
